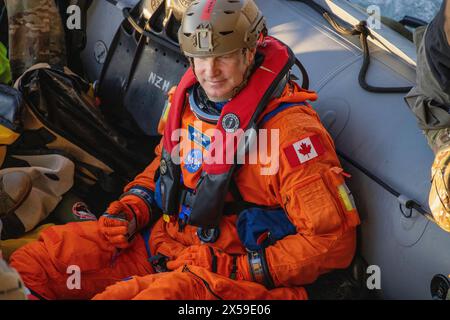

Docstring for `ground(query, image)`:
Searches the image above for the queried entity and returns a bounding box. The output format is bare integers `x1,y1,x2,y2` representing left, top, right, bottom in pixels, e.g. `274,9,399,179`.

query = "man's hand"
98,201,137,249
166,245,240,279
166,245,212,270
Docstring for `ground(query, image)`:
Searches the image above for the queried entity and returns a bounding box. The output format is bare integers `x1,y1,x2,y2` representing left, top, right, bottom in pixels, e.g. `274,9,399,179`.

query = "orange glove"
98,201,137,249
166,245,242,279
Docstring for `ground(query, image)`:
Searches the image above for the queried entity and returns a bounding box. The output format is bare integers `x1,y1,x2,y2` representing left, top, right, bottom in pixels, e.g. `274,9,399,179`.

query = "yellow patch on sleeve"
338,184,355,211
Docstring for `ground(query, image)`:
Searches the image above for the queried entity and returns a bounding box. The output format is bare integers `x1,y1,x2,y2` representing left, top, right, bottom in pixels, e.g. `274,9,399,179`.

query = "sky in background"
348,0,443,22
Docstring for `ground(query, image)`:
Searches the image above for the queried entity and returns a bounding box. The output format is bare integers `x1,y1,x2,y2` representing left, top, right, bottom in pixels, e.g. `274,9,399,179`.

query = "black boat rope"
337,150,435,222
293,0,414,93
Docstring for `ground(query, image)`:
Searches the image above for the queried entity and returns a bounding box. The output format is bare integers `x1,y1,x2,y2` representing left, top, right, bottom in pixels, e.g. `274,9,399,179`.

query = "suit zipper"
182,265,223,300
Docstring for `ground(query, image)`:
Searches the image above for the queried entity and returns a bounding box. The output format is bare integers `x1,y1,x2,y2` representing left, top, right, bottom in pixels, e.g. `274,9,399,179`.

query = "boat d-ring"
431,274,450,300
197,227,220,243
399,203,413,219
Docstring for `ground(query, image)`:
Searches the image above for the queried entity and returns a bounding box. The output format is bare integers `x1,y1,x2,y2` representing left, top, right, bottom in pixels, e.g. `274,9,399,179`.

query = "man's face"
193,48,256,102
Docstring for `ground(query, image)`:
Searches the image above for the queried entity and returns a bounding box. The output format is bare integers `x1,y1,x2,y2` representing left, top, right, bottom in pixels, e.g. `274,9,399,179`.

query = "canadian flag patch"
284,135,325,167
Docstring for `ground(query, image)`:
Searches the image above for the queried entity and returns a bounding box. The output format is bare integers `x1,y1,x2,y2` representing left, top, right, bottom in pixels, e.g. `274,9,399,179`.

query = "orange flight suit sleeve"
231,106,359,288
261,106,358,287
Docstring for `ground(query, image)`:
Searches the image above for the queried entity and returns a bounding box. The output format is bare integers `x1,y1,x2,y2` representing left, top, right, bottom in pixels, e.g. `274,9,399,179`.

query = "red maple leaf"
298,143,312,156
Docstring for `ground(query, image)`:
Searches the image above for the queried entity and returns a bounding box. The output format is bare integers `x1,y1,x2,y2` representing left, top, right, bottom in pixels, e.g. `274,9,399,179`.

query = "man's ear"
246,48,257,65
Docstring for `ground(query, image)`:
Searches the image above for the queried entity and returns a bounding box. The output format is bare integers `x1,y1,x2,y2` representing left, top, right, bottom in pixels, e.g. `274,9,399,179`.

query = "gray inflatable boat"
79,0,446,300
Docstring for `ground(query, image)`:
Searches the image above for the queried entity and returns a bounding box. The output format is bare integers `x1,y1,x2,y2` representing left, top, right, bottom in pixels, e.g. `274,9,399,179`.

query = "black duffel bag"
13,63,155,212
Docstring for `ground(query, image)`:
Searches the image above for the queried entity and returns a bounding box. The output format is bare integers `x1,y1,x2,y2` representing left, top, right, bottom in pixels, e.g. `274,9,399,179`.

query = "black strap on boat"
292,0,413,93
336,149,435,222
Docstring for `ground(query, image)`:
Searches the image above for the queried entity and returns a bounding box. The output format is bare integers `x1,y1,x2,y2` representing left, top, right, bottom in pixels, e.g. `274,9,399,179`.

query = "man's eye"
218,55,233,61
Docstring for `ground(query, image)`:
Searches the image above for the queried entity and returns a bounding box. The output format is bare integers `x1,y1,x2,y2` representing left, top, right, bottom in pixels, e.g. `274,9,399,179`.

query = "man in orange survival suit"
10,0,360,300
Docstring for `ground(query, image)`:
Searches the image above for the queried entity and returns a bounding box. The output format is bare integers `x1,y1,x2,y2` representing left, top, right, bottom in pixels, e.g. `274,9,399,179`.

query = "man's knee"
9,221,117,298
94,270,202,300
9,239,57,299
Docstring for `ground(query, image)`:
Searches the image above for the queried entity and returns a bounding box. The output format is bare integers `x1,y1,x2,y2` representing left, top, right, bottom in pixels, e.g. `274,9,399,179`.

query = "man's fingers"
166,261,183,270
167,259,193,270
174,252,195,260
107,234,128,246
99,216,128,228
101,226,128,237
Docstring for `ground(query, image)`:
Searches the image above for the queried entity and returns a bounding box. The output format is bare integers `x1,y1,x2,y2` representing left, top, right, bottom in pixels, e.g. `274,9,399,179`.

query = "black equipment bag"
13,64,154,212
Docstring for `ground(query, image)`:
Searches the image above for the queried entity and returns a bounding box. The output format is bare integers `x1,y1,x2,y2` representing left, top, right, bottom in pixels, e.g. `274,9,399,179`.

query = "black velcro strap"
259,248,275,289
121,185,154,214
230,255,238,280
209,246,217,273
180,188,196,208
247,249,275,289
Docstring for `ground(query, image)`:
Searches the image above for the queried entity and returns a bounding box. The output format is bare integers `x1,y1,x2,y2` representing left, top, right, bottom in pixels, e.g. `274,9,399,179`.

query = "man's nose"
203,58,220,77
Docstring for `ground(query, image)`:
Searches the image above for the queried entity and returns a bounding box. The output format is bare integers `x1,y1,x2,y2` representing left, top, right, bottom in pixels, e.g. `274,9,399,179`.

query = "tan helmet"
178,0,267,58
